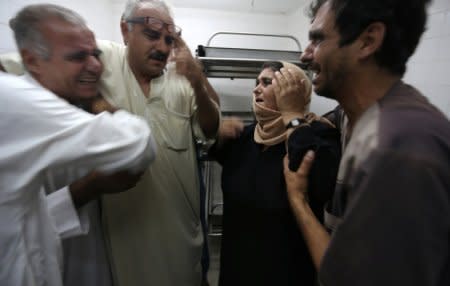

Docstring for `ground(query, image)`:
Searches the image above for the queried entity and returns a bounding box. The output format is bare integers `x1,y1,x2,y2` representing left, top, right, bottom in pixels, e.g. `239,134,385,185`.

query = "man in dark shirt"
283,0,450,285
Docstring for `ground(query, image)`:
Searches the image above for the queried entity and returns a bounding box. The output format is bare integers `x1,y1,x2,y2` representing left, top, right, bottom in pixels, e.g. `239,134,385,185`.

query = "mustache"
298,62,310,70
300,61,320,72
148,51,168,62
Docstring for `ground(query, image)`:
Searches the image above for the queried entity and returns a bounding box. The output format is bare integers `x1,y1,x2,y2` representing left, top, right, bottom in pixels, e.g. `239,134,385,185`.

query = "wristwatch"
286,118,307,129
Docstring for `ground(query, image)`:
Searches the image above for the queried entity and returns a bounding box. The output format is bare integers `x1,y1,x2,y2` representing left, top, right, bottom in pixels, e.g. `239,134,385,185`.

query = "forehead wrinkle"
134,4,173,25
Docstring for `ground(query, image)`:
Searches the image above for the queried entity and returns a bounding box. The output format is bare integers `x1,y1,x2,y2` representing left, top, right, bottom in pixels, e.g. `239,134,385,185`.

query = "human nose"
300,42,313,64
86,55,103,73
154,35,172,54
253,84,262,95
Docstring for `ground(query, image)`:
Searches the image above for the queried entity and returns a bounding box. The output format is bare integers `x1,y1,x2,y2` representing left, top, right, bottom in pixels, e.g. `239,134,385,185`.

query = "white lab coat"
0,72,156,286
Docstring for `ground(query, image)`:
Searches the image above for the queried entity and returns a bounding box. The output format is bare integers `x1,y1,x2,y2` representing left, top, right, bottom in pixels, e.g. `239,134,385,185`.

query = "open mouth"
312,71,319,80
310,63,321,82
78,74,99,84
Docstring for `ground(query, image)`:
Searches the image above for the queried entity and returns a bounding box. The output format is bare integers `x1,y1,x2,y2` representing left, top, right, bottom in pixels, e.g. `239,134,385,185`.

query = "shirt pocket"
156,110,191,152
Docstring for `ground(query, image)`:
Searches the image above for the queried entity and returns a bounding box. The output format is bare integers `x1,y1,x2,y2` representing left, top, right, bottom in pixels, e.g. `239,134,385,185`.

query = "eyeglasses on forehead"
126,16,181,35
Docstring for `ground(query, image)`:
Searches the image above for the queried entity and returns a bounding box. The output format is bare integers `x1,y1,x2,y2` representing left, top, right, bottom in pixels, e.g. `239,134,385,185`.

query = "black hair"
261,61,283,73
308,0,431,75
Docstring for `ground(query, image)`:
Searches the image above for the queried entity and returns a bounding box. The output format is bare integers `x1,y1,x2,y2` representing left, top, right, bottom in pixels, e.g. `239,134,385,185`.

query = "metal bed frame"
196,32,304,79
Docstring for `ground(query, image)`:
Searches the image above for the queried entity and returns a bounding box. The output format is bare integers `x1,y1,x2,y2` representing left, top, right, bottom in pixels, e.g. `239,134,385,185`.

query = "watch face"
291,119,300,126
286,118,307,129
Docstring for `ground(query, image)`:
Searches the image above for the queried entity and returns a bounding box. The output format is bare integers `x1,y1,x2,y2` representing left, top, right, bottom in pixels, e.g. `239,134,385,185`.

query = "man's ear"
357,22,386,60
21,49,42,76
120,21,130,45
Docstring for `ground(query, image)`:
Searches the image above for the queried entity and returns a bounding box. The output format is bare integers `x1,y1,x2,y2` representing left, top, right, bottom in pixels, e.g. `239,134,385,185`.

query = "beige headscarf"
254,62,313,146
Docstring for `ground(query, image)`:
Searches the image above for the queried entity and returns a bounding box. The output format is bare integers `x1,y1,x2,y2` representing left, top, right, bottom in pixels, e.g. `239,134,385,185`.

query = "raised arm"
273,66,310,125
171,36,220,138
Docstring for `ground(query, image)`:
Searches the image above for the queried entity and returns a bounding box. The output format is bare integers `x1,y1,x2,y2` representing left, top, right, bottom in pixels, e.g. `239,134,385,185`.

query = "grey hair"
123,0,173,31
9,4,87,60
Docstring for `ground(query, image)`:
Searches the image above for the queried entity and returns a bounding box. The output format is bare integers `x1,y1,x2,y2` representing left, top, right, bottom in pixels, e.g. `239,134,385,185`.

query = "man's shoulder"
379,81,446,123
377,82,450,152
0,72,38,91
97,40,126,64
0,72,60,110
97,39,125,51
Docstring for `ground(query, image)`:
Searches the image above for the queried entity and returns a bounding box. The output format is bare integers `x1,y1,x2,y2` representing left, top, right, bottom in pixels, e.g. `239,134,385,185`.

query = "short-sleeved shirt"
320,81,450,286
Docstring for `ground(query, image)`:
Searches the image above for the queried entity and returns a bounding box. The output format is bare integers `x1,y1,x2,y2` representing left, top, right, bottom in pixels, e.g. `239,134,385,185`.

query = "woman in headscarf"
208,61,341,286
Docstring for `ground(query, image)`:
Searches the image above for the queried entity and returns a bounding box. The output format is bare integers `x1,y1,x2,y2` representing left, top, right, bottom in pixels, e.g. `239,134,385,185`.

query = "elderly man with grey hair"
0,4,160,286
1,1,220,285
97,1,220,285
0,4,158,286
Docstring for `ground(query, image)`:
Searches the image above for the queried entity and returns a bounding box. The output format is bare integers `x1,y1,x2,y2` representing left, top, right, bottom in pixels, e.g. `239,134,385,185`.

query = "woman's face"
253,68,277,110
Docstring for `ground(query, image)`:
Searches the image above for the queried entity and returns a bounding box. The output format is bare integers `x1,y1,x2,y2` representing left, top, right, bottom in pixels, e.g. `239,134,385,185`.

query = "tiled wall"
0,0,114,54
1,0,448,117
404,0,450,117
289,0,450,117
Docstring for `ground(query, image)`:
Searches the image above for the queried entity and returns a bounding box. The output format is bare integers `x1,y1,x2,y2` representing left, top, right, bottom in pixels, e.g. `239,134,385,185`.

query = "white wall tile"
428,0,450,13
405,4,450,117
416,62,434,85
429,84,449,116
0,1,14,25
173,8,292,53
287,3,311,50
111,3,125,43
445,10,450,36
411,38,439,63
424,11,445,39
410,81,449,116
437,36,450,60
0,23,15,52
404,62,425,84
0,0,116,53
433,60,450,85
0,0,448,117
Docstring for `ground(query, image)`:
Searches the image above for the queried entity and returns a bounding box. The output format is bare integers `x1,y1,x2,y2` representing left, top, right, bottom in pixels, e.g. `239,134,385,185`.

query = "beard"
313,53,350,101
314,81,336,100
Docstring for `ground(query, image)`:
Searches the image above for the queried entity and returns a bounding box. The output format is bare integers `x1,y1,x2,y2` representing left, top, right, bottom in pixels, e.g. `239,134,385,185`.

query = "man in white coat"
0,5,158,286
0,70,156,285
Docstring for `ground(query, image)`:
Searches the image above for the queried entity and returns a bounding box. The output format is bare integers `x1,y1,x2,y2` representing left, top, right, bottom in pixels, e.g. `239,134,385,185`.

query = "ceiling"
109,0,307,15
